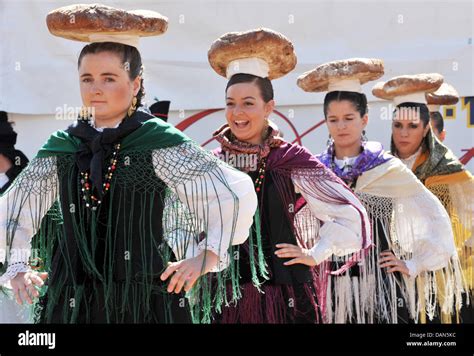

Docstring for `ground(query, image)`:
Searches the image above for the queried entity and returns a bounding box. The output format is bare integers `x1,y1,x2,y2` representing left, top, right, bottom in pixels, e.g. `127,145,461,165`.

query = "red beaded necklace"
80,143,120,211
76,110,122,210
254,157,266,192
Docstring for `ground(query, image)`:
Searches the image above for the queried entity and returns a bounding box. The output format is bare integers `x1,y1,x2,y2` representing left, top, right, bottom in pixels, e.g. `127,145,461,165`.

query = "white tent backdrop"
1,0,473,170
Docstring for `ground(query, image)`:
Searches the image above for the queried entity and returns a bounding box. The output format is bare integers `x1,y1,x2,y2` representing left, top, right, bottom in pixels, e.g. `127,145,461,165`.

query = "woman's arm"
0,156,58,302
290,175,370,265
389,188,456,277
151,142,257,292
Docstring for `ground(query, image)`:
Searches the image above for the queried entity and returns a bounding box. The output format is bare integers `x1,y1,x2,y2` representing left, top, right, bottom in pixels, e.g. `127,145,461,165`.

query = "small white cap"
226,57,270,79
88,34,140,48
427,104,441,112
328,78,363,93
393,91,427,106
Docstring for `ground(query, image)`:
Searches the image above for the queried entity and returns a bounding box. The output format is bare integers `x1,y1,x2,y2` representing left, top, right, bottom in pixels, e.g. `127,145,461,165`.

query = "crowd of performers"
0,4,472,324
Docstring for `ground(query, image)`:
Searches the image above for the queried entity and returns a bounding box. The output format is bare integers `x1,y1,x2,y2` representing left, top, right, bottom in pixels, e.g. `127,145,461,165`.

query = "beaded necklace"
254,157,266,192
77,111,121,210
79,143,120,210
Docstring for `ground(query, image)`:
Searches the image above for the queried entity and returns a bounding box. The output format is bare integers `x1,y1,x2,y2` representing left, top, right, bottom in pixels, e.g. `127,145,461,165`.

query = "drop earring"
326,134,334,147
361,130,368,143
128,96,138,117
261,117,270,141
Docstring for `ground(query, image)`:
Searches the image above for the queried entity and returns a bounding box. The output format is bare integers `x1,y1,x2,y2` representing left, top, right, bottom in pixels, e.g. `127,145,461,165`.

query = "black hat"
149,100,170,122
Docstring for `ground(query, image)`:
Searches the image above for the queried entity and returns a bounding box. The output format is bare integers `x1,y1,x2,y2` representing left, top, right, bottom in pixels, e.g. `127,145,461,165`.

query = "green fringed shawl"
1,116,244,324
37,117,191,157
413,130,465,182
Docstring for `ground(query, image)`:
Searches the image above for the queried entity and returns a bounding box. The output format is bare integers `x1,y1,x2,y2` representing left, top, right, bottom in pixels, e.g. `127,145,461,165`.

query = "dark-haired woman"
0,112,32,323
385,80,473,323
204,30,371,324
297,59,458,323
0,5,257,324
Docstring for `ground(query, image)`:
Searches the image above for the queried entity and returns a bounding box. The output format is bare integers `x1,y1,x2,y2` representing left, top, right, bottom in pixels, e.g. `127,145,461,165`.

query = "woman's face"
0,154,12,174
225,82,274,145
79,51,140,122
392,107,430,158
325,100,368,149
430,118,446,142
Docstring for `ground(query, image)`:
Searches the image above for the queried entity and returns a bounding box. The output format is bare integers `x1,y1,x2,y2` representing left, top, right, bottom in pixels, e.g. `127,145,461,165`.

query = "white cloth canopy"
0,0,472,114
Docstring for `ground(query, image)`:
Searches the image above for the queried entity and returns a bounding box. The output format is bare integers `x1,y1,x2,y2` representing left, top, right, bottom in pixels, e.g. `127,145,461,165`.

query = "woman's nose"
90,83,102,95
234,105,244,115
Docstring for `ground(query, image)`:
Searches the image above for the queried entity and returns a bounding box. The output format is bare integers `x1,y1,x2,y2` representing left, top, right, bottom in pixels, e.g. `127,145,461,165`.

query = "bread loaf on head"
426,83,459,105
372,73,443,100
46,3,168,44
297,58,384,93
371,81,386,99
208,28,297,80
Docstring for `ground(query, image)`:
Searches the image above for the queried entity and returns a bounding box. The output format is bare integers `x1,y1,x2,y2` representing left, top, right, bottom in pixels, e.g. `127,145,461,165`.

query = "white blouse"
0,173,9,190
399,147,422,171
355,155,456,277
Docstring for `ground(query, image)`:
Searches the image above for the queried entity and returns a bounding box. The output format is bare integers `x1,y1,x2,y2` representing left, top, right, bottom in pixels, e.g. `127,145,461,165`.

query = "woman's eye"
409,124,418,129
104,77,115,82
245,102,254,106
82,78,92,83
226,102,234,107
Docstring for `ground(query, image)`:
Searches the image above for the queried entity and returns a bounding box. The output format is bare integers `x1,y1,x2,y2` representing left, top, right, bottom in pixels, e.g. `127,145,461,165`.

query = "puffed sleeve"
0,156,59,284
152,142,257,272
292,175,370,264
356,156,457,277
394,189,456,277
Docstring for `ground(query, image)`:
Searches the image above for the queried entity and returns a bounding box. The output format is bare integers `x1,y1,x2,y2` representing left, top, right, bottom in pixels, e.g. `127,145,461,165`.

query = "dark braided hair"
323,91,368,118
226,73,274,103
77,42,145,108
391,102,431,155
430,111,444,133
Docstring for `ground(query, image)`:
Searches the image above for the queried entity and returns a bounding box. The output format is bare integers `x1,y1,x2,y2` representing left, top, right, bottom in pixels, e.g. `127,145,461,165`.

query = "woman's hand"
10,271,48,305
275,243,317,267
160,250,219,294
379,251,410,276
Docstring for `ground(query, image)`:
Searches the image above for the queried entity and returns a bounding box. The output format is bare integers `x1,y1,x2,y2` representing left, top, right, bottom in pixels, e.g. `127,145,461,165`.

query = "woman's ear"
132,76,141,96
265,99,275,118
362,113,369,128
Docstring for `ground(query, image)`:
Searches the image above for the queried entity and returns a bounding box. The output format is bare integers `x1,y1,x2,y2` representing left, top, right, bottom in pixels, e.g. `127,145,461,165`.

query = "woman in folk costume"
0,4,257,324
297,59,459,324
0,112,31,323
0,112,29,195
199,28,371,324
373,75,472,323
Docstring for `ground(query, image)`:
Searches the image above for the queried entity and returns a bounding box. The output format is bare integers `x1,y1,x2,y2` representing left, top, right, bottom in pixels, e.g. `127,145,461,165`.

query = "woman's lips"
233,120,249,129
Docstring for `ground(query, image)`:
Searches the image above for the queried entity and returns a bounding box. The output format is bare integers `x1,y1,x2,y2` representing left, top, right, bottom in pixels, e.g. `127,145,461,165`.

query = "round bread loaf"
208,28,297,80
426,83,459,105
297,58,384,92
46,3,168,42
372,73,443,100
